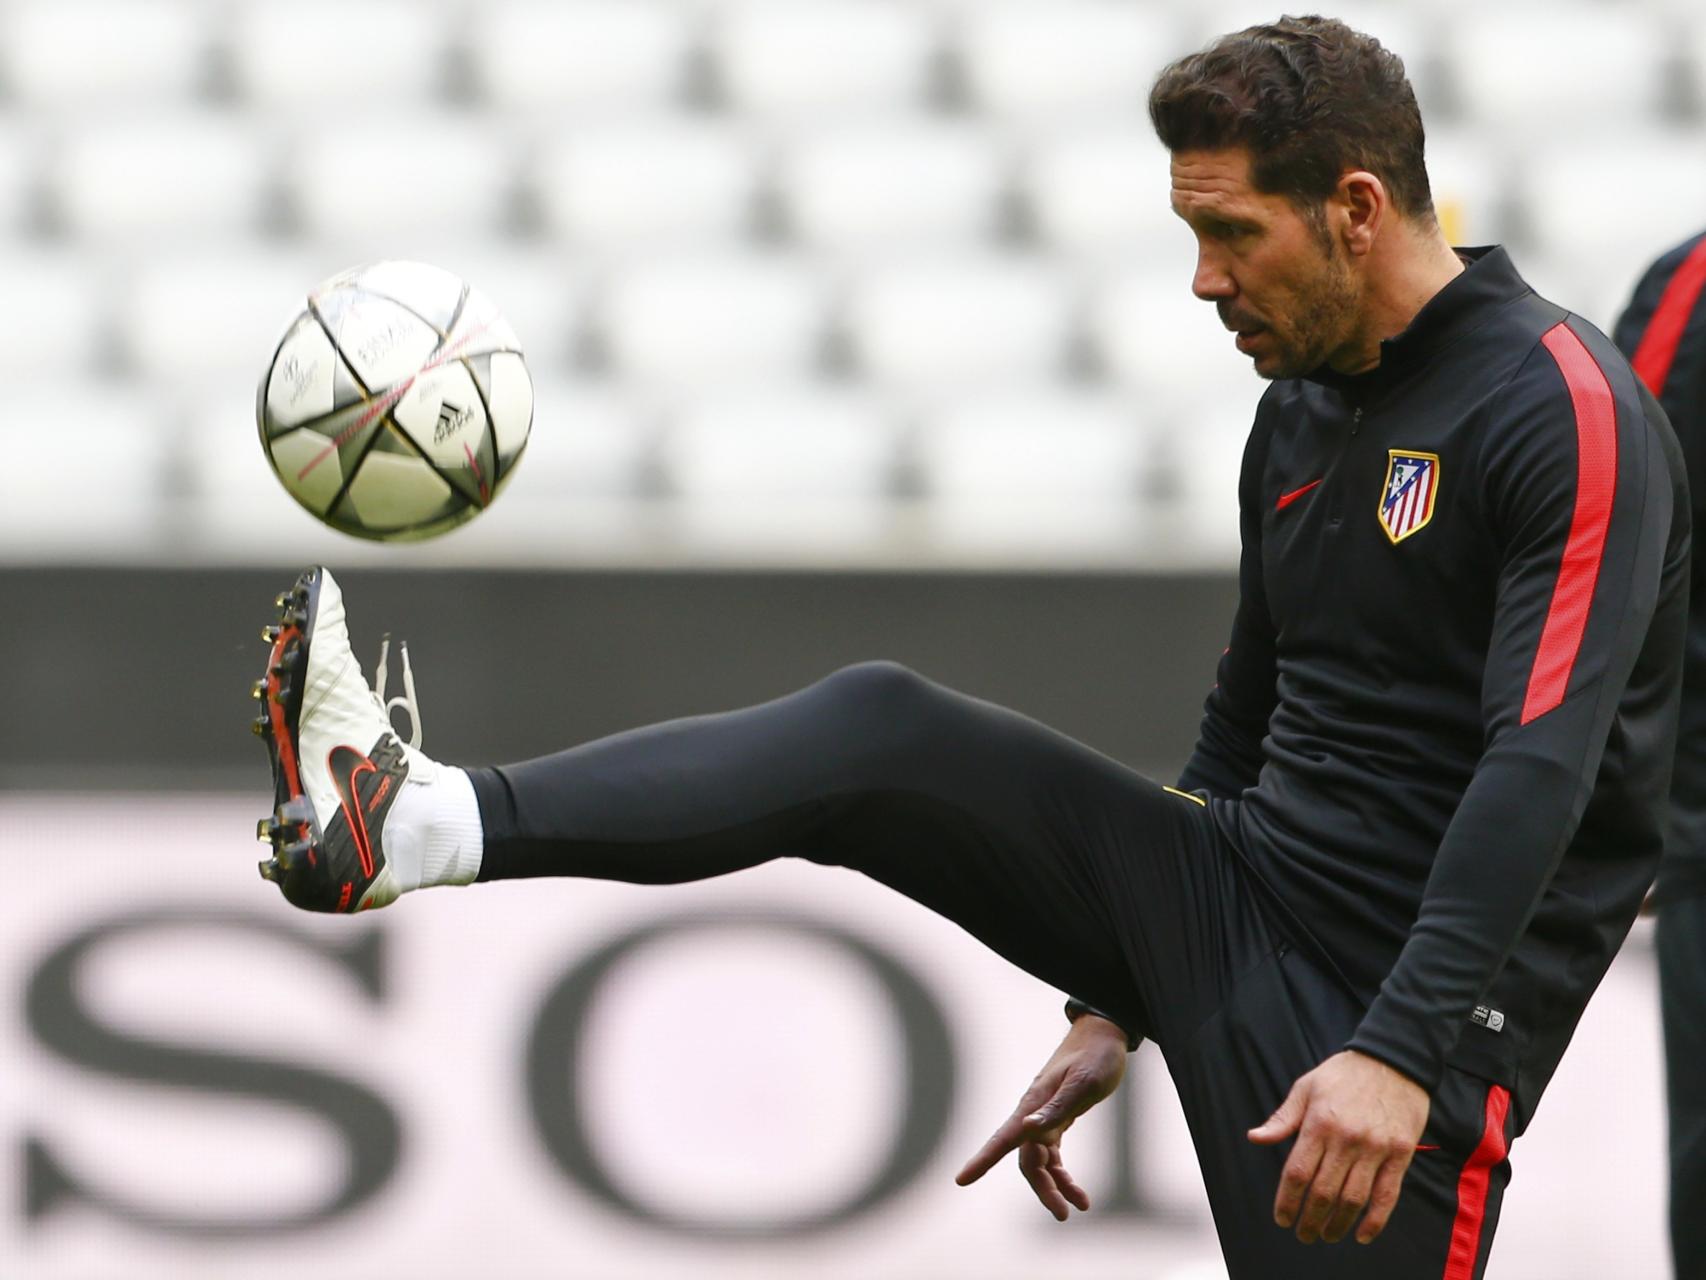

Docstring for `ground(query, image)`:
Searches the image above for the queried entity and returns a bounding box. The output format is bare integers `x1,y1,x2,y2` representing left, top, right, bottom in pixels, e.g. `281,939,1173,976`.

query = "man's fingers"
1354,1153,1413,1244
1321,1157,1378,1244
1271,1126,1324,1229
1047,1146,1091,1212
1291,1141,1354,1244
958,1070,1097,1186
1246,1051,1427,1244
957,1045,1125,1216
1248,1079,1309,1145
955,1114,1029,1186
962,1105,1064,1194
1018,1141,1071,1221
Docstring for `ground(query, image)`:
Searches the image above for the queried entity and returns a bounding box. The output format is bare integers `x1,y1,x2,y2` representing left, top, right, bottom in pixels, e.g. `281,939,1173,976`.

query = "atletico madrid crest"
1379,450,1440,544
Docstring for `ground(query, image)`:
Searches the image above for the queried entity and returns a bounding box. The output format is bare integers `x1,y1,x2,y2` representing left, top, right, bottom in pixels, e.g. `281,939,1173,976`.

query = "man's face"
1169,147,1363,380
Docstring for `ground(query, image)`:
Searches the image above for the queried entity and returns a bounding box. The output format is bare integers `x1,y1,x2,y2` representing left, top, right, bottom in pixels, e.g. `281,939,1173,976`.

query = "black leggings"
465,661,1516,1280
468,660,1241,1047
1658,895,1706,1280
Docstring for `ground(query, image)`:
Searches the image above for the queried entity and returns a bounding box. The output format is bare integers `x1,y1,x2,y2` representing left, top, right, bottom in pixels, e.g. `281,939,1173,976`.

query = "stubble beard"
1258,247,1363,382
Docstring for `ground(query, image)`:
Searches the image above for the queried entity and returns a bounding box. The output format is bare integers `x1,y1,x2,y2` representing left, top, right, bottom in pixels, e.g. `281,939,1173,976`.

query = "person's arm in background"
1615,231,1706,914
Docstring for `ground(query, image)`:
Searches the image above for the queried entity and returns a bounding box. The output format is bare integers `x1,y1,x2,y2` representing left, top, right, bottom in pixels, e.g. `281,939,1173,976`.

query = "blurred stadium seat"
660,386,901,551
530,118,761,250
285,114,517,240
956,1,1182,120
1690,13,1706,114
918,388,1149,500
467,0,694,112
917,388,1155,555
844,252,1075,391
1524,134,1706,258
1087,265,1257,399
0,0,207,108
662,385,899,500
1020,122,1177,258
710,0,940,117
0,250,110,377
1522,132,1706,327
50,114,269,243
0,386,167,548
597,252,827,387
1443,6,1670,133
117,248,313,386
0,122,40,236
776,118,1007,251
227,0,451,109
1154,398,1251,561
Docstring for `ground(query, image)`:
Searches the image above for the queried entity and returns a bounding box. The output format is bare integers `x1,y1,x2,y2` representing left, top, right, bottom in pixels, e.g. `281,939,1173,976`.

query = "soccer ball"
257,261,532,541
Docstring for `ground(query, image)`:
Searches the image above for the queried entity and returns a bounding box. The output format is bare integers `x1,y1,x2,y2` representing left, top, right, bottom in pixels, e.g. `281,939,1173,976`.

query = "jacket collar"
1304,245,1531,392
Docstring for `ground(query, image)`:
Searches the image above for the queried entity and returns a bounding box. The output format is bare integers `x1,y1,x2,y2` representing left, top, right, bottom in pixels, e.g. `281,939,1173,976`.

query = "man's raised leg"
252,566,1222,1039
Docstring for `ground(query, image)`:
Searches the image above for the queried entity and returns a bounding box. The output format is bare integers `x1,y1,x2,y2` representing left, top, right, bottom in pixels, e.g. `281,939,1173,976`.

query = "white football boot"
252,567,419,913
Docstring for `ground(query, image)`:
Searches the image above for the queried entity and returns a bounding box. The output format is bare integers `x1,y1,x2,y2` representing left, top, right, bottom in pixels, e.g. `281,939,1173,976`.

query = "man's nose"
1192,251,1236,302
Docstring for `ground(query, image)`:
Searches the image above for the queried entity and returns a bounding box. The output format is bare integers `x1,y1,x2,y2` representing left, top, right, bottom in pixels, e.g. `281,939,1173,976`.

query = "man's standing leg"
1658,894,1706,1279
956,830,1519,1280
1168,922,1517,1280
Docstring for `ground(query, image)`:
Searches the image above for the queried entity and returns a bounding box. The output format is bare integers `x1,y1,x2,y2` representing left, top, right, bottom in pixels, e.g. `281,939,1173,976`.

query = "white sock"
382,755,484,894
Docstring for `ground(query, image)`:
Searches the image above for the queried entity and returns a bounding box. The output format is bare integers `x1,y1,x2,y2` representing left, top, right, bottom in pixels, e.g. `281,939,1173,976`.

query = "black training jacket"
1179,246,1688,1130
1615,230,1706,905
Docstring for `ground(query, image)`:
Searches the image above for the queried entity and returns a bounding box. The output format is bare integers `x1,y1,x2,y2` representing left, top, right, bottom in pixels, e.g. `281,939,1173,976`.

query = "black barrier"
0,568,1236,790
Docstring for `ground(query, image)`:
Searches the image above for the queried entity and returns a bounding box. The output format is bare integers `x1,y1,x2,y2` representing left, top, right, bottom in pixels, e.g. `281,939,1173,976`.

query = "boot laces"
371,634,423,750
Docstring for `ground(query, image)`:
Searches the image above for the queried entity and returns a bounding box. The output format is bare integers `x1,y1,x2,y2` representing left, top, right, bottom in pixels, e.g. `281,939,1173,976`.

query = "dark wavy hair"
1149,15,1434,225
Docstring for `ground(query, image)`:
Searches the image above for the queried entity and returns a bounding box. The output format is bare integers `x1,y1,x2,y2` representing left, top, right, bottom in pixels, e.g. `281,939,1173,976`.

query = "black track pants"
1659,894,1706,1280
467,662,1513,1279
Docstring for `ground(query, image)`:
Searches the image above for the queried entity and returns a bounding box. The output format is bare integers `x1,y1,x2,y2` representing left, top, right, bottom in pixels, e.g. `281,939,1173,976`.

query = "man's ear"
1336,169,1386,257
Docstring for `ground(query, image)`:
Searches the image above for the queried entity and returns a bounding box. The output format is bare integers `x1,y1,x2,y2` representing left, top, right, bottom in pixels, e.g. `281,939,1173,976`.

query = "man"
1615,229,1706,1280
249,18,1687,1278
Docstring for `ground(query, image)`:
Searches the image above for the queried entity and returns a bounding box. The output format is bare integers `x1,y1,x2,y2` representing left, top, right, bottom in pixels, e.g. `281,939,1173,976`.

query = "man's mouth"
1220,305,1266,347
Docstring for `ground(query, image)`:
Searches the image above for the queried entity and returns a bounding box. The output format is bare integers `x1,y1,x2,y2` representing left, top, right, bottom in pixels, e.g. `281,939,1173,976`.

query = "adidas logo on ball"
433,400,474,446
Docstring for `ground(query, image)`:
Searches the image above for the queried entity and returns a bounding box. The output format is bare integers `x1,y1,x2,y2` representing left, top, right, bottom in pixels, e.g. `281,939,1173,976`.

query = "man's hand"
954,1014,1128,1221
1248,1048,1430,1245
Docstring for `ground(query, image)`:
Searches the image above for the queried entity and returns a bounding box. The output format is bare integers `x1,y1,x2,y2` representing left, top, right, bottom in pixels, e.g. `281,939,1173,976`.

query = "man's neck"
1329,225,1467,375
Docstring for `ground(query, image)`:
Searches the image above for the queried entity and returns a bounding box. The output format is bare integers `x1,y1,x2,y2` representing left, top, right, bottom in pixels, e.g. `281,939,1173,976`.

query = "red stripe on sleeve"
1631,236,1706,399
1520,324,1620,725
1442,1084,1511,1280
